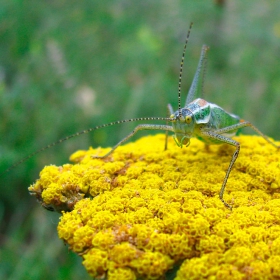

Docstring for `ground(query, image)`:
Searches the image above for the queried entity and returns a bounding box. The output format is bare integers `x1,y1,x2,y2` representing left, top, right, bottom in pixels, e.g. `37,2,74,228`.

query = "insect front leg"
92,124,174,159
165,104,175,151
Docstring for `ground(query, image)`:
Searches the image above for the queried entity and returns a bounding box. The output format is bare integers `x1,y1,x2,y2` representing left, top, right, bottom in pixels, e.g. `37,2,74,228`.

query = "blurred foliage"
0,0,279,279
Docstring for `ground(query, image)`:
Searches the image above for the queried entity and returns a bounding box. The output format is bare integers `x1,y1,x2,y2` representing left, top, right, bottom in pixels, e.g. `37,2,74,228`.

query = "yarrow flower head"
28,134,280,279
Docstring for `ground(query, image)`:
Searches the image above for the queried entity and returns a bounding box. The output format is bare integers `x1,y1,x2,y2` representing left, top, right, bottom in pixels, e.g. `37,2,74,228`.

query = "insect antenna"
178,22,193,118
2,116,173,174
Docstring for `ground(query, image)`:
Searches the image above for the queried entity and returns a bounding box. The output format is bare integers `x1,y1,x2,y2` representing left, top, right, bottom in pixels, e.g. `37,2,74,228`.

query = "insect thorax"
195,100,241,144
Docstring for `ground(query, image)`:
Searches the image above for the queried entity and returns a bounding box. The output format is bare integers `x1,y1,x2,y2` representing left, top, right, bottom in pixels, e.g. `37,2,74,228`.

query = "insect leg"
186,45,209,105
167,104,174,115
202,122,279,208
165,104,175,150
93,124,174,159
214,121,280,149
200,130,240,209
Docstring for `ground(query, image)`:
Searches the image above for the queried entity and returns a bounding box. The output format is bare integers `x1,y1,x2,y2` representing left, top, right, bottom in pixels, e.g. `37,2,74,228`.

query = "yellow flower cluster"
28,134,280,279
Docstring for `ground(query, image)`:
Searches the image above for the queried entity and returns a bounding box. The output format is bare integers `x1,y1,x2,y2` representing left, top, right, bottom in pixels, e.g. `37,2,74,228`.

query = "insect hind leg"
215,121,279,149
244,121,280,149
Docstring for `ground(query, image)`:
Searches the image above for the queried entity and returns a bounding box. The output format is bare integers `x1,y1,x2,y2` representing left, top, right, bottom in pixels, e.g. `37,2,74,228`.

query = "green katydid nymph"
5,23,279,209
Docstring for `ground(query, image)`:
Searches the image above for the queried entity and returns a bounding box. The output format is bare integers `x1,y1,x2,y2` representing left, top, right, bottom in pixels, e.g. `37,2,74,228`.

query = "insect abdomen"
210,104,240,131
195,104,241,144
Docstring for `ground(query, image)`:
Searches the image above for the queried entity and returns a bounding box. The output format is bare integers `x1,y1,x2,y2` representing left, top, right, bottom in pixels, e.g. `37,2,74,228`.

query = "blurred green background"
0,0,279,279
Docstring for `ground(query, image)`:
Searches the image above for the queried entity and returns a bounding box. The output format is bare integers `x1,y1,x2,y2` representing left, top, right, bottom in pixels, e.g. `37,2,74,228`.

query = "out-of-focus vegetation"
0,1,279,279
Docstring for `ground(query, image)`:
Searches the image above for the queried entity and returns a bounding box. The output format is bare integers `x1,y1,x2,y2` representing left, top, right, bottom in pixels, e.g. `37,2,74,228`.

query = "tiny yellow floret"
29,134,280,279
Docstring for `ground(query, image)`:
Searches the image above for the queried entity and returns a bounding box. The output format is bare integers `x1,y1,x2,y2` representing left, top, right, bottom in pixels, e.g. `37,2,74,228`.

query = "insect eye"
185,116,192,124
